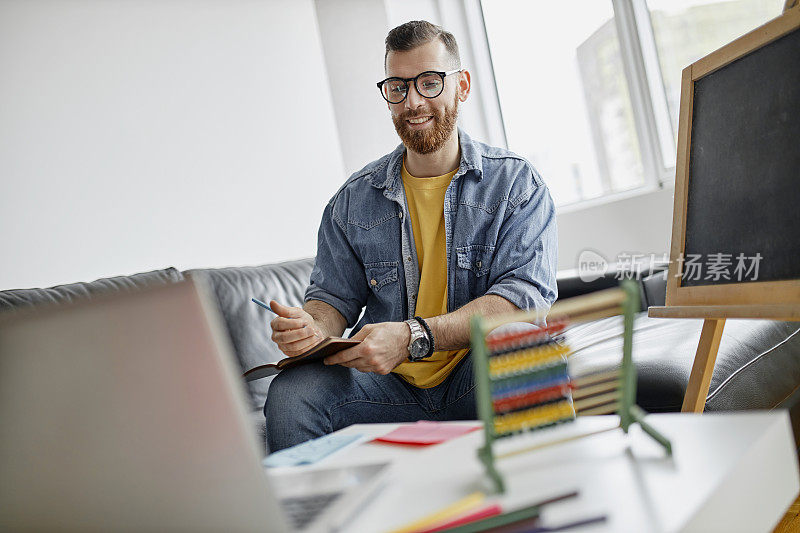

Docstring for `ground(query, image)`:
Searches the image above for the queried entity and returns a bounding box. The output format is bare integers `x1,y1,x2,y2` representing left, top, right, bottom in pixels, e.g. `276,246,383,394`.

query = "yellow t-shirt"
392,160,471,388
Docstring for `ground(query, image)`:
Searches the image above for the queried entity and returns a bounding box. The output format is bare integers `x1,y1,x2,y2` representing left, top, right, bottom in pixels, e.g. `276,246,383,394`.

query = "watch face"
410,338,430,359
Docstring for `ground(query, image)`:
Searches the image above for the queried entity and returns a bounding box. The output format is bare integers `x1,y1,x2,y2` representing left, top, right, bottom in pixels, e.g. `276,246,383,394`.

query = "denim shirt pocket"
346,203,401,269
364,261,399,291
363,261,401,322
456,245,494,277
455,245,495,305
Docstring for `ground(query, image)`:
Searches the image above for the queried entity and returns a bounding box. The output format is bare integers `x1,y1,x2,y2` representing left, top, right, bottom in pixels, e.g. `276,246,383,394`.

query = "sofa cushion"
566,313,800,413
704,322,800,411
0,267,184,313
556,262,668,302
184,258,315,412
641,270,668,308
637,271,800,411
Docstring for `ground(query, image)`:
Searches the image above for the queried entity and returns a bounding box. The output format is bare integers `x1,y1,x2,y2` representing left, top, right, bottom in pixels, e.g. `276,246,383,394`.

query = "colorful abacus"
486,323,573,437
470,280,672,493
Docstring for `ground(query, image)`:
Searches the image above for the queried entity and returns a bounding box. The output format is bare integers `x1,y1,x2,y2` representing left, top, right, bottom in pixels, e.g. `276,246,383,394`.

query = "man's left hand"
323,322,410,374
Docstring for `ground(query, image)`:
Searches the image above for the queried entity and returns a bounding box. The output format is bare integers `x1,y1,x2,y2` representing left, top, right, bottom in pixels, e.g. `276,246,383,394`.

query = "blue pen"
251,298,277,315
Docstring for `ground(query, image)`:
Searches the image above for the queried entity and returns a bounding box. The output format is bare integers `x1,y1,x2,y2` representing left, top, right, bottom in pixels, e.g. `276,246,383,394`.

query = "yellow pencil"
387,491,486,533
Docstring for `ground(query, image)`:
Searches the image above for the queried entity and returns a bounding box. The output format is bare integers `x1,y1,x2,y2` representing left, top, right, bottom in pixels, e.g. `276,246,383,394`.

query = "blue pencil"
251,298,277,315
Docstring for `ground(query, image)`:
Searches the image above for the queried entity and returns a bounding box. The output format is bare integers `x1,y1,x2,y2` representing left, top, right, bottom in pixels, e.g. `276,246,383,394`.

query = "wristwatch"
405,318,431,361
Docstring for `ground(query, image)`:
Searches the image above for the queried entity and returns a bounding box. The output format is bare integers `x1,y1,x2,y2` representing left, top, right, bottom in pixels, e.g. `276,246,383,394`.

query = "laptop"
0,279,388,532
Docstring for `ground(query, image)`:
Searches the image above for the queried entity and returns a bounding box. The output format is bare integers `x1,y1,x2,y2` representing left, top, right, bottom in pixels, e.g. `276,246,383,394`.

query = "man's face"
385,40,466,155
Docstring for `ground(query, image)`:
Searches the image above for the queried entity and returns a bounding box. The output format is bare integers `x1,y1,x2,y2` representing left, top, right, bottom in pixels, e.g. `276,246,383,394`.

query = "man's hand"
269,301,327,357
323,322,410,375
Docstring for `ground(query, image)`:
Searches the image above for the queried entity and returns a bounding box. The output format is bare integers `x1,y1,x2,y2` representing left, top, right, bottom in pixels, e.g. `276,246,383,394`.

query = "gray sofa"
2,257,799,453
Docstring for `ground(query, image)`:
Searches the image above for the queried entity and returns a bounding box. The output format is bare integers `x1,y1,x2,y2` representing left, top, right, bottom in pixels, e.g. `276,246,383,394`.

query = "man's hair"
384,20,461,70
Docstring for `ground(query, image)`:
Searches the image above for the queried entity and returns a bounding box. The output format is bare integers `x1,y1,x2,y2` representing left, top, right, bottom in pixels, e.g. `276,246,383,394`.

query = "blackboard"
682,26,800,287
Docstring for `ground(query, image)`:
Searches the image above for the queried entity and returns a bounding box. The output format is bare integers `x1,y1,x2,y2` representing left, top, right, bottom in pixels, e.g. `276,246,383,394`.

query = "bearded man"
264,20,558,452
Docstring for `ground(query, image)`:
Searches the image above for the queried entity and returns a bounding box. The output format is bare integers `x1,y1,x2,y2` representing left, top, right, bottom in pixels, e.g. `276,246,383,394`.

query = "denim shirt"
305,129,558,336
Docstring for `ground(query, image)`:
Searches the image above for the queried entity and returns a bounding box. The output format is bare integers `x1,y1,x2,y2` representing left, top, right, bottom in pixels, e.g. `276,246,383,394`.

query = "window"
482,0,783,207
646,0,783,140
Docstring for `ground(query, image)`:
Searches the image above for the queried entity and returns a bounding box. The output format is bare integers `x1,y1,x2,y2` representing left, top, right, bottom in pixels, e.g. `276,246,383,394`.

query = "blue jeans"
264,354,476,452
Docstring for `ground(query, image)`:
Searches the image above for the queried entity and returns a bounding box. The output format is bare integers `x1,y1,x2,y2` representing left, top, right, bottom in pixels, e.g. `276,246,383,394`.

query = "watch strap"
405,319,425,360
405,318,423,337
414,316,435,358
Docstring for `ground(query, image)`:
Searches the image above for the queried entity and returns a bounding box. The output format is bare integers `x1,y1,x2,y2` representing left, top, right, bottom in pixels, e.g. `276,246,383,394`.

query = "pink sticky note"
373,421,481,446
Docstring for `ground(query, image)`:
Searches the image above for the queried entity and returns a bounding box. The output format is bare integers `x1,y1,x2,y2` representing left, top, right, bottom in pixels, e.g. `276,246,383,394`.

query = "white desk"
279,412,799,532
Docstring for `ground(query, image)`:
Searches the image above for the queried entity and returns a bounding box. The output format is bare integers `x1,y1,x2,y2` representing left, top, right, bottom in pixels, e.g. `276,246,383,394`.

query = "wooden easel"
648,5,800,413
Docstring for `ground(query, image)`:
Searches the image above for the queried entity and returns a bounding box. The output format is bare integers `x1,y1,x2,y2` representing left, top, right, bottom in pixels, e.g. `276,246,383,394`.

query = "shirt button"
370,279,377,286
406,256,412,262
398,211,404,219
476,261,482,268
411,294,416,300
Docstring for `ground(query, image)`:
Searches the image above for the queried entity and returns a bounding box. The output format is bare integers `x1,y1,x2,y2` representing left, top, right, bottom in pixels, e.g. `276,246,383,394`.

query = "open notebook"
243,337,360,382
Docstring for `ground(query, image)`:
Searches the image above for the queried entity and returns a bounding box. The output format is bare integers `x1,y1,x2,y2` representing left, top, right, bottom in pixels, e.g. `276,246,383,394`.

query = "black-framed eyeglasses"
376,69,462,104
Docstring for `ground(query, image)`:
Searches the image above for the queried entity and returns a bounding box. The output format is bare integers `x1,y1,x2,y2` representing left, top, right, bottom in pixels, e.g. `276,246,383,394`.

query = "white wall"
557,187,675,270
0,0,346,290
314,0,399,176
1,0,676,290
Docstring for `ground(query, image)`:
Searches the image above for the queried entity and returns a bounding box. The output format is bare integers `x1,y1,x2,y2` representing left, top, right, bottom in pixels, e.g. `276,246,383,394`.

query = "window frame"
477,0,680,209
613,0,677,189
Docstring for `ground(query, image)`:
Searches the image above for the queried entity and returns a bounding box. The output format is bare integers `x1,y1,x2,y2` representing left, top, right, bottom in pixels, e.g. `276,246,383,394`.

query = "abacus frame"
470,280,672,493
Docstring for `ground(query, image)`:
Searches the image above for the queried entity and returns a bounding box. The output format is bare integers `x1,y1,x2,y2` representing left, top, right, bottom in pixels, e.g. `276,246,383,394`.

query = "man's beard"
392,92,459,155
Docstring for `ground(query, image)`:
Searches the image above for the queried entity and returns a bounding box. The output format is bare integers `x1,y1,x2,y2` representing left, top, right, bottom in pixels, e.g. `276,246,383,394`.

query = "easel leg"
681,318,726,413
